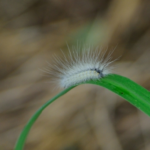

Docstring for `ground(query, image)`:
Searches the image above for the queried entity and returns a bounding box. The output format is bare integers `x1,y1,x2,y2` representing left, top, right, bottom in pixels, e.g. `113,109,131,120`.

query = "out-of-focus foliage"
1,0,150,150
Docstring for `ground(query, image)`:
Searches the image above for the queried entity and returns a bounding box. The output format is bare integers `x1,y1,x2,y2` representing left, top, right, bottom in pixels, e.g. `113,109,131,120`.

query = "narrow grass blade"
87,74,150,115
14,86,75,150
14,74,150,150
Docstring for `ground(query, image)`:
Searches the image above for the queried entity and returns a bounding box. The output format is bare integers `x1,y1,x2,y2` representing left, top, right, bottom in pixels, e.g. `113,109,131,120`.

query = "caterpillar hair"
46,45,115,89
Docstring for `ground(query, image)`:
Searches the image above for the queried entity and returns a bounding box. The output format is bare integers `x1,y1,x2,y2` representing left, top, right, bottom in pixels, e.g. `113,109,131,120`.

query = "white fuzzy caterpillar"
47,46,114,88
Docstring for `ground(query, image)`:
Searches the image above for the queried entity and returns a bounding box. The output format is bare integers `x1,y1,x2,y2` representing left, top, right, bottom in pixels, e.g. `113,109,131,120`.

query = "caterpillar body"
47,46,114,88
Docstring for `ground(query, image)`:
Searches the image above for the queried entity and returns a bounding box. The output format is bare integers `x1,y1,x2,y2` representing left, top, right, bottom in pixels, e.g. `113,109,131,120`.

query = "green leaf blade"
14,74,150,150
14,86,75,150
87,74,150,115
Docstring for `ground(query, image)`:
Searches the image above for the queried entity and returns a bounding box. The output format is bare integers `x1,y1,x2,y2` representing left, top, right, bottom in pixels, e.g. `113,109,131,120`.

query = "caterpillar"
47,45,115,88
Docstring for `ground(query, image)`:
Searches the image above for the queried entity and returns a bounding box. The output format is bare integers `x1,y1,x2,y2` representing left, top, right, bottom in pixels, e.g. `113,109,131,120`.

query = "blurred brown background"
1,0,150,150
